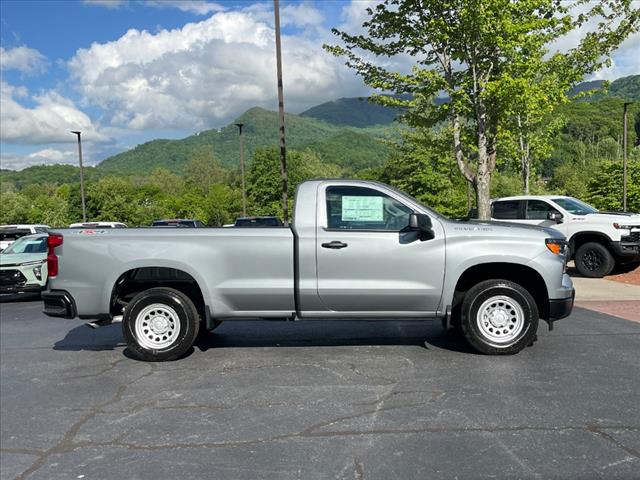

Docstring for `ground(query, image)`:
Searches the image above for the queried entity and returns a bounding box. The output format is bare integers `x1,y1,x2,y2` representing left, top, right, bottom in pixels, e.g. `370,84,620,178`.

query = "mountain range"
2,74,638,185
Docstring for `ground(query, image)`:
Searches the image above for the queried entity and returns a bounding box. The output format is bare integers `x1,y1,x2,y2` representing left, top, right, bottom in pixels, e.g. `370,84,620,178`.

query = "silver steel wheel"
134,303,181,350
476,295,525,345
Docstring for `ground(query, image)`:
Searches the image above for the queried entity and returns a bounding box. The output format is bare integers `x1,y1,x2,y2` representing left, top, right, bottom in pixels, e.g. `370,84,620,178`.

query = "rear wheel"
460,280,538,355
575,242,614,278
123,287,199,361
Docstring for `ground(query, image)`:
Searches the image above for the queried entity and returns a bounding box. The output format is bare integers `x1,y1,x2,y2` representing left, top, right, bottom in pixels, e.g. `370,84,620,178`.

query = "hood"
446,219,564,239
0,252,47,267
582,212,640,227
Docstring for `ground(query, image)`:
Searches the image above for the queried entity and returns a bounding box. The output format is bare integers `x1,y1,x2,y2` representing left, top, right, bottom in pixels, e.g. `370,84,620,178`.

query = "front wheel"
123,287,200,361
460,280,538,355
575,242,614,278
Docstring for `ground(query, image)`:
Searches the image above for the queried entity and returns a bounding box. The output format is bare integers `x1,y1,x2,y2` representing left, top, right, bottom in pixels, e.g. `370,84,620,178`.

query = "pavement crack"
68,358,128,380
588,425,640,459
15,363,156,480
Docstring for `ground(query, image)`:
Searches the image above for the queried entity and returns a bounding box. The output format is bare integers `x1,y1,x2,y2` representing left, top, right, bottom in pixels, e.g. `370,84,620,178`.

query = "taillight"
47,234,63,278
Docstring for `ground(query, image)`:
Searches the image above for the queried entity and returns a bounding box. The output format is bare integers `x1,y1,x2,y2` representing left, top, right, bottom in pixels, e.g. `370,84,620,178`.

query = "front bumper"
42,290,77,318
0,283,44,294
549,288,575,321
0,268,45,294
610,239,640,262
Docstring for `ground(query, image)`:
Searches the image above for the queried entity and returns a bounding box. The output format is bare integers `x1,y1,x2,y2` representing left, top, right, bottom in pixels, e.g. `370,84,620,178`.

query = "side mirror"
407,213,435,241
547,212,564,223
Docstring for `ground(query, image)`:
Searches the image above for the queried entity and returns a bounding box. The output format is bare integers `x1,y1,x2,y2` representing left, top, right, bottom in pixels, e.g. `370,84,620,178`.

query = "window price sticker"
341,196,384,222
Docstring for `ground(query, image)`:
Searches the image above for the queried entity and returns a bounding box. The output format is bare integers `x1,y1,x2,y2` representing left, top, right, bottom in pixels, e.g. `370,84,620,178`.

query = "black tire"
460,279,539,355
123,287,200,362
575,242,615,278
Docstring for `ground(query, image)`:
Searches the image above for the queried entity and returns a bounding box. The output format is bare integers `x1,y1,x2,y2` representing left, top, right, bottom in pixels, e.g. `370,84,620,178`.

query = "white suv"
490,196,640,277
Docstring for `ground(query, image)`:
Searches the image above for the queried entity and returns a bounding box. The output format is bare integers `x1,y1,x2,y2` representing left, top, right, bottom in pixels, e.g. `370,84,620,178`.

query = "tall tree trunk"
475,101,492,220
517,115,530,195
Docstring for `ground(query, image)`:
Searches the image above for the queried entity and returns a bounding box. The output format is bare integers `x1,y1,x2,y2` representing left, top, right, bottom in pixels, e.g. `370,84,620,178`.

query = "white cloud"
0,46,48,74
0,82,108,144
145,1,225,15
67,9,365,131
83,0,126,9
0,148,77,170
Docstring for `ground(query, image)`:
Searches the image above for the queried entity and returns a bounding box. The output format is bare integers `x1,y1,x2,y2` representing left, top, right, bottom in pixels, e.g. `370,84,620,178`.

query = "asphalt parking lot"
1,298,639,480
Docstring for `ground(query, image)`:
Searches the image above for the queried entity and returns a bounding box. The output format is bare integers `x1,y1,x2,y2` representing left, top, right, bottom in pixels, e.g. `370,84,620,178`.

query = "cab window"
492,200,523,220
326,186,412,231
526,200,559,220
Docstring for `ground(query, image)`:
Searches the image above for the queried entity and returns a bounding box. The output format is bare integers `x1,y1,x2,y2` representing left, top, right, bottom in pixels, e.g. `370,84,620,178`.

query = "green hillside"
97,107,396,175
300,97,401,127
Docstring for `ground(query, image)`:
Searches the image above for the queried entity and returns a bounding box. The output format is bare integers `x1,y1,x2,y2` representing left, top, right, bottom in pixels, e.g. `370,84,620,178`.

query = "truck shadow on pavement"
194,320,475,354
53,320,475,357
53,323,126,352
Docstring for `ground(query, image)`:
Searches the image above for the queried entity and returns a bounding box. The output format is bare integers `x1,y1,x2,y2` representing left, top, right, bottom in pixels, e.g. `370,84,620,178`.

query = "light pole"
274,0,289,225
71,130,87,222
235,123,247,216
622,102,631,212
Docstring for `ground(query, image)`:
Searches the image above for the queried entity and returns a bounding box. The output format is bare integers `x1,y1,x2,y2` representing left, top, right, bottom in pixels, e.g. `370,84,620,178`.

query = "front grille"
0,269,26,287
622,232,640,243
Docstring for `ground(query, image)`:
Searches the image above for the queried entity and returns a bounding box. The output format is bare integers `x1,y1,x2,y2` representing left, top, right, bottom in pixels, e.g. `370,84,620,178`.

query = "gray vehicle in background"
43,180,574,361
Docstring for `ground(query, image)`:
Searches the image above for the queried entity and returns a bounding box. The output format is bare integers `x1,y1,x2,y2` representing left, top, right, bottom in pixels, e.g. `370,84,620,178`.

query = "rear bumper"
42,290,77,319
549,289,575,321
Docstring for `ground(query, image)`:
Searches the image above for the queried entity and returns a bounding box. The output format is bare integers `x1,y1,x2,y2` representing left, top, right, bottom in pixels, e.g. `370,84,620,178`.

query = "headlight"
33,265,42,280
613,223,632,231
545,238,567,255
19,260,46,267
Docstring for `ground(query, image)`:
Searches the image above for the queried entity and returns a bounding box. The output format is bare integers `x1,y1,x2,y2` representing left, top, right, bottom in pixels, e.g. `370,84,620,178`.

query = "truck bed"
51,227,296,318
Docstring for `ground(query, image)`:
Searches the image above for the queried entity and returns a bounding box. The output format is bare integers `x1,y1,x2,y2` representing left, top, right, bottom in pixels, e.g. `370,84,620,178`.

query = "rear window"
492,200,522,220
0,229,31,242
235,218,283,227
152,220,196,227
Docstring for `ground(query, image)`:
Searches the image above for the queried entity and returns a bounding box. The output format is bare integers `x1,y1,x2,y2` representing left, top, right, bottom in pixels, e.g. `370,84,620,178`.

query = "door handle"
322,241,348,249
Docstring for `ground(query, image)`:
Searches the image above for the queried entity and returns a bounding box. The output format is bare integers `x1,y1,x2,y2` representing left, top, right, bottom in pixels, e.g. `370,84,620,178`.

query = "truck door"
315,184,445,314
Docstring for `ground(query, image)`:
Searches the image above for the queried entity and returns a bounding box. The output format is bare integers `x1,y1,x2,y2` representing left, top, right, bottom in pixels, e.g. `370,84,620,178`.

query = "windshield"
552,198,599,216
2,236,47,254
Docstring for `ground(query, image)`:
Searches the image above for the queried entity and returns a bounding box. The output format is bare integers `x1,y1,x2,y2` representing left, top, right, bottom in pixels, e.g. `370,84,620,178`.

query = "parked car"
43,180,573,361
0,225,49,252
234,216,284,227
152,219,205,228
0,233,48,295
70,222,127,229
490,196,640,278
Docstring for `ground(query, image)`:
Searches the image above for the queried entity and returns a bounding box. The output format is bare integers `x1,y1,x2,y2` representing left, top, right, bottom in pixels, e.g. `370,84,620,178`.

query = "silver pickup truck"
43,180,574,361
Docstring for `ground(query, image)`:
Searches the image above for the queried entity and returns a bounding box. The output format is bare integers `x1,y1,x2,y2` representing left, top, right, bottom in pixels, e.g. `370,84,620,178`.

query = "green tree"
248,148,343,216
585,148,640,212
184,147,227,193
0,192,29,224
326,0,639,218
380,128,468,217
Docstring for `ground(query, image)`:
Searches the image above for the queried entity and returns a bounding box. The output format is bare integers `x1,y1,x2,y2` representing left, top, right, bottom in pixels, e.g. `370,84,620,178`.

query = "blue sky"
1,0,639,170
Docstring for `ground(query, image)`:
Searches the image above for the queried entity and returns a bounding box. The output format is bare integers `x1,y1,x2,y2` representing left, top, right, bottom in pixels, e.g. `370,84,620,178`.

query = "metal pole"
623,102,630,212
71,131,87,222
235,123,247,216
274,0,289,225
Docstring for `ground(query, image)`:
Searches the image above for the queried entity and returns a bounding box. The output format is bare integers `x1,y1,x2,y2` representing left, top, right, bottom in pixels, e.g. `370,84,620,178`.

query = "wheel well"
570,233,612,258
453,263,549,320
110,267,205,319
